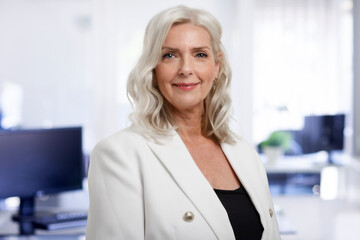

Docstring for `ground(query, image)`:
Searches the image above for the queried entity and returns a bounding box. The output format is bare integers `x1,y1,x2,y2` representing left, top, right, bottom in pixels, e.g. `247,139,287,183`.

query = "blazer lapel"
221,141,267,232
146,131,235,240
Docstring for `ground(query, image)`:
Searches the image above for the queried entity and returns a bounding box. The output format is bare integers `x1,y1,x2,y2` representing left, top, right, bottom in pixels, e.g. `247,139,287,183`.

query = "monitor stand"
327,150,334,165
11,197,36,235
326,150,343,165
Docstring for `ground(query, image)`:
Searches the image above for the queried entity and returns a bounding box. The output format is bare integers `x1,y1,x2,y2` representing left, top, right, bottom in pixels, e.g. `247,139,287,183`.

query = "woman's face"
155,23,220,114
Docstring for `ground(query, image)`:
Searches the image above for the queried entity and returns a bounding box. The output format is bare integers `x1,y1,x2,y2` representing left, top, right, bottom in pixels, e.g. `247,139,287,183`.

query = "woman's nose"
178,55,194,77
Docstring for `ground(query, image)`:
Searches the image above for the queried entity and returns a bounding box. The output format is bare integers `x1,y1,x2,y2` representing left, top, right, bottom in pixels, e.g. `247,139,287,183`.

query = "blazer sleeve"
85,133,145,240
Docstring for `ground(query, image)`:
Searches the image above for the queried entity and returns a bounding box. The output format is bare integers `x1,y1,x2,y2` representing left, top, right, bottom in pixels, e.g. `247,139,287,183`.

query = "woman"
86,5,281,240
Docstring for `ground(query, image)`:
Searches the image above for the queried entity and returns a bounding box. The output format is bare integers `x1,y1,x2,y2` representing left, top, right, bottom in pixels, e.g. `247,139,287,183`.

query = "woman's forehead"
163,23,213,48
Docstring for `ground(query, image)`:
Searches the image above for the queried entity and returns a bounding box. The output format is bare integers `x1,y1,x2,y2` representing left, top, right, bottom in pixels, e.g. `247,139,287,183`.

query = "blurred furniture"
264,152,347,196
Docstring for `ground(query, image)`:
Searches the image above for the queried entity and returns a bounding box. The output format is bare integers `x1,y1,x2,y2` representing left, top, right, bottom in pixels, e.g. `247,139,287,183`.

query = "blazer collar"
221,141,267,231
146,130,235,240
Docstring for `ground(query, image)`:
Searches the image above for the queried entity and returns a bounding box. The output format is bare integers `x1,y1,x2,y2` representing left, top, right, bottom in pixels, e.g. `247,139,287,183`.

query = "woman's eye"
196,52,208,58
163,53,175,59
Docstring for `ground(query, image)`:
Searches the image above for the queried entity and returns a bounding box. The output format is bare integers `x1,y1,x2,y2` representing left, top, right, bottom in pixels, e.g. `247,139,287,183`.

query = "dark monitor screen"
302,114,345,154
0,127,83,199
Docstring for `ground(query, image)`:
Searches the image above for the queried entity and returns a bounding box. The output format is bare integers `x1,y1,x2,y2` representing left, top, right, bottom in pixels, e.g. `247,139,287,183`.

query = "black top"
214,185,264,240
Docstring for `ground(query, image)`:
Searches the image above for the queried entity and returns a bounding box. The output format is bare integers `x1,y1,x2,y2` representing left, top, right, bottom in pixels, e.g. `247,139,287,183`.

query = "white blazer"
86,127,281,240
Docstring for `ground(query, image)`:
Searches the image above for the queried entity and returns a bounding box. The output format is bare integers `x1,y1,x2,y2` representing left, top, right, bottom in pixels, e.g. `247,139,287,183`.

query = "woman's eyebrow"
161,47,178,51
192,47,210,51
161,46,211,51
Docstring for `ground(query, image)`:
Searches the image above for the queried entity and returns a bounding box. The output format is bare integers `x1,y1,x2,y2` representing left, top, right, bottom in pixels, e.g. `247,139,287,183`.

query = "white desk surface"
263,152,351,173
274,158,360,240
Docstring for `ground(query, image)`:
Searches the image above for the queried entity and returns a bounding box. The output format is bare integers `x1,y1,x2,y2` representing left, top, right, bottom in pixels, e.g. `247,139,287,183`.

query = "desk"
273,194,360,240
0,210,85,240
263,153,348,197
270,157,360,240
0,189,88,240
264,151,349,173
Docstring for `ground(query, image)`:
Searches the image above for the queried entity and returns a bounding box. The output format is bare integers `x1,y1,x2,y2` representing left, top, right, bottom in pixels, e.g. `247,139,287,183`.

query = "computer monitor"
0,127,83,235
302,114,345,163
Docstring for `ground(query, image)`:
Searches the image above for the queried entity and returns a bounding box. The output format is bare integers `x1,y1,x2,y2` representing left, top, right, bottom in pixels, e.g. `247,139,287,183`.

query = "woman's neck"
173,108,203,139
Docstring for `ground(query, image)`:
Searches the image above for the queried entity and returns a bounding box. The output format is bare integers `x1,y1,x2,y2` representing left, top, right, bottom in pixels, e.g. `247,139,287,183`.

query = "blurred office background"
0,0,360,239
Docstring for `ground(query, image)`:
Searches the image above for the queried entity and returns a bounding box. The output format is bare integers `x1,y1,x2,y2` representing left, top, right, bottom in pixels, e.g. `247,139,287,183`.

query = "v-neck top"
214,185,264,239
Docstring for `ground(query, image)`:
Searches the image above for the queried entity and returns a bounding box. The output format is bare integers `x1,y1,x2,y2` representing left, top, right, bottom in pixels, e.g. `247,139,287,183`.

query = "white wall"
0,0,94,151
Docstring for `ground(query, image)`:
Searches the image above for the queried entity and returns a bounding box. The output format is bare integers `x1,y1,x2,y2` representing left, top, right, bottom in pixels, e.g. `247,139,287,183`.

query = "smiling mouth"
172,83,200,91
173,83,199,87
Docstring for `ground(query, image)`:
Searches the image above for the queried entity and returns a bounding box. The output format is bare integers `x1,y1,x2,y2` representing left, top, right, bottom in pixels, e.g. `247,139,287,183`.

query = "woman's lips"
173,82,199,91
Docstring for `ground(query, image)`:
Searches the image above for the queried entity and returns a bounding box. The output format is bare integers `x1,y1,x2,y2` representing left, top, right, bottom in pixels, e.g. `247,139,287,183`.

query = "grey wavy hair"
127,5,235,143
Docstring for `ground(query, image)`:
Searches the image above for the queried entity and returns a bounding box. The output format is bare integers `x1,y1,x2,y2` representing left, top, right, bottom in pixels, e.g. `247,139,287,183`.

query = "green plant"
260,131,292,151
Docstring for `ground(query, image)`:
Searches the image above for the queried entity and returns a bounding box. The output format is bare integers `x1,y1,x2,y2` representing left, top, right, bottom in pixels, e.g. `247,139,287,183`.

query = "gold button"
183,211,194,222
269,208,273,217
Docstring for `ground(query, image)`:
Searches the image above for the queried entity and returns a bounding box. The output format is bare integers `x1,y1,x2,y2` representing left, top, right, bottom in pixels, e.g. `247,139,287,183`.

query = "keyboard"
32,211,88,230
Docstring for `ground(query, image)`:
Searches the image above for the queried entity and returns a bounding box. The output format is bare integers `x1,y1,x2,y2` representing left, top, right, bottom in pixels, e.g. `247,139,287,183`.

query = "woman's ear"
215,51,223,79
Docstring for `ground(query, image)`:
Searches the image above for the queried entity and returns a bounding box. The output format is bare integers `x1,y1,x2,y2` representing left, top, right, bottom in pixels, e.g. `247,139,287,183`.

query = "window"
252,0,353,144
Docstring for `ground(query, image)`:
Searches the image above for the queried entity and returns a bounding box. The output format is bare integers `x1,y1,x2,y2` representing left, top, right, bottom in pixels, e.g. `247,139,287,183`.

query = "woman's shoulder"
93,126,147,152
90,127,153,170
222,136,263,166
227,135,258,153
